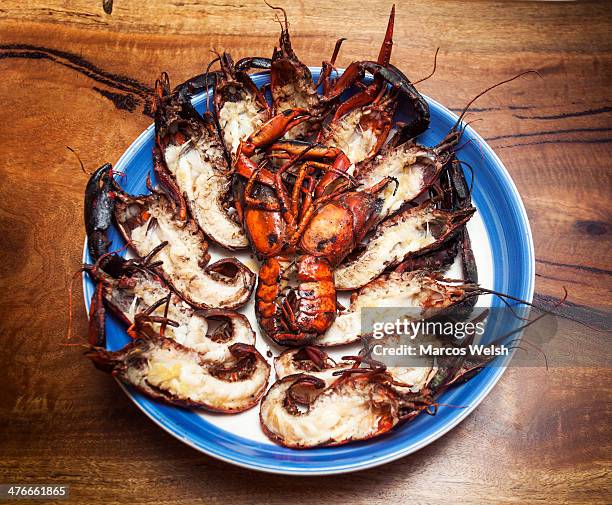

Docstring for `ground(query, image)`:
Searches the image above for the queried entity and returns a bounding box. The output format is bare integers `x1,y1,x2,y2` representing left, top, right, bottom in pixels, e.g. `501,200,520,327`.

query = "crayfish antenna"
482,294,567,371
266,2,293,55
63,268,89,347
414,47,440,85
265,1,288,29
435,71,542,153
451,70,542,134
67,146,89,175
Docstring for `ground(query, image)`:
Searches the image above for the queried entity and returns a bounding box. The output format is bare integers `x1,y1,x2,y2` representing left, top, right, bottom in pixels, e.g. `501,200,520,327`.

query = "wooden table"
1,1,610,503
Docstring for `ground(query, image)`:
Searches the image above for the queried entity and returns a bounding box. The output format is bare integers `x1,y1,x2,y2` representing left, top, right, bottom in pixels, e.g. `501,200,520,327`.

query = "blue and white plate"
83,68,534,475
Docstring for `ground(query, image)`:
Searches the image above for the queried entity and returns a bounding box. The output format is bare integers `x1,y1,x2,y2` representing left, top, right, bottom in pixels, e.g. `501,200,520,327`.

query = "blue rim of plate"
82,67,535,475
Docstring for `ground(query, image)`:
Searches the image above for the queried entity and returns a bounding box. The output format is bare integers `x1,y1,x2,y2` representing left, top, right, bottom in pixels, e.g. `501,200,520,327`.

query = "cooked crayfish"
84,257,256,360
83,252,269,413
334,202,475,290
88,336,270,413
85,164,255,310
318,270,476,347
214,52,272,158
317,6,404,166
259,369,434,448
233,109,402,344
268,4,324,139
154,73,249,250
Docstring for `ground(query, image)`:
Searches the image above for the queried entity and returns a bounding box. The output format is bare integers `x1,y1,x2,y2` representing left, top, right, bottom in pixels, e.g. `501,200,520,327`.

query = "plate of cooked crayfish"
80,5,535,474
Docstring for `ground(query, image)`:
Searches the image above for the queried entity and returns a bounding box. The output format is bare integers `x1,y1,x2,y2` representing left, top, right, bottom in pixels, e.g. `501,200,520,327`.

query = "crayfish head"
244,210,288,260
299,201,355,266
300,190,383,266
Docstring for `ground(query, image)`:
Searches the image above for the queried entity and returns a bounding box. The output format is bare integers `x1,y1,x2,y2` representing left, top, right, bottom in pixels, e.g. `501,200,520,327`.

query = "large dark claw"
172,70,222,101
171,56,271,101
235,56,272,72
84,163,125,276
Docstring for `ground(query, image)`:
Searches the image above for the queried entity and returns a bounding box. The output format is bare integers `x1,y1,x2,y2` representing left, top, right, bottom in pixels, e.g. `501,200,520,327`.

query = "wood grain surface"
0,1,610,503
